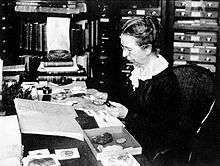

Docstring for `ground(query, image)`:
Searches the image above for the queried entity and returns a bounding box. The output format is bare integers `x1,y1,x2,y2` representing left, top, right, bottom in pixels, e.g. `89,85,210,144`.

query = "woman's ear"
144,44,152,54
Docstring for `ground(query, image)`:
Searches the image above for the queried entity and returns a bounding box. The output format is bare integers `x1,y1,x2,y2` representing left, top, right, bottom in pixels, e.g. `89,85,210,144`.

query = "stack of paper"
0,115,22,165
14,98,84,141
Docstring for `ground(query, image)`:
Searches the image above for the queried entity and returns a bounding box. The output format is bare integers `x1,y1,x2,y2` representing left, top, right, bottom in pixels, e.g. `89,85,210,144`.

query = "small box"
84,126,142,160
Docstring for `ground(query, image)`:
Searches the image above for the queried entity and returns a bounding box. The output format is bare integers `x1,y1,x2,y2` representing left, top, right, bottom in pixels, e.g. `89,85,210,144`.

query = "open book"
14,98,84,141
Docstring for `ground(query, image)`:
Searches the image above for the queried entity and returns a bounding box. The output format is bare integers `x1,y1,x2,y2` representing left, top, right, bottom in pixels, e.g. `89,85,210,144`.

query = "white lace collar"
129,54,169,91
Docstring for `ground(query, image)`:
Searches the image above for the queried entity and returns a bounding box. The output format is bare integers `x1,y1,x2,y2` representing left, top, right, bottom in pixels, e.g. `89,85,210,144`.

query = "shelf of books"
15,0,87,15
14,0,99,84
173,0,219,73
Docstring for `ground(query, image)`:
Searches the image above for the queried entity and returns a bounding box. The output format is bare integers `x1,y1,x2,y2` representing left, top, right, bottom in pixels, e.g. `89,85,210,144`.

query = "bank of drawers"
94,2,116,91
173,0,219,72
0,1,18,64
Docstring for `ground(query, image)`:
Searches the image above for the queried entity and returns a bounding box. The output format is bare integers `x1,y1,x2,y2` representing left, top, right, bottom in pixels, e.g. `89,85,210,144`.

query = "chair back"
188,99,217,165
173,65,215,133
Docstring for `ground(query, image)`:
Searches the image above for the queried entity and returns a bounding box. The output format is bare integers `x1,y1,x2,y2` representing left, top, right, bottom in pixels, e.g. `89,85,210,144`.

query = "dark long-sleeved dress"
122,67,185,159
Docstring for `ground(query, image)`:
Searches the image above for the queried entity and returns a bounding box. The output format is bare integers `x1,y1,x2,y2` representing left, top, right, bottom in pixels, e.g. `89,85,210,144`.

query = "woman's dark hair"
121,16,162,52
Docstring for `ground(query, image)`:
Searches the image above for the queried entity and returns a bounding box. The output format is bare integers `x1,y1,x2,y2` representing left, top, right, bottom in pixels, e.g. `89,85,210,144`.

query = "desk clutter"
0,80,141,166
22,148,80,166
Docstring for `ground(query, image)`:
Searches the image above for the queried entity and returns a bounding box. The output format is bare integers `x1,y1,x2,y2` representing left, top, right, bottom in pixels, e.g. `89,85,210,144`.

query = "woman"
120,16,184,160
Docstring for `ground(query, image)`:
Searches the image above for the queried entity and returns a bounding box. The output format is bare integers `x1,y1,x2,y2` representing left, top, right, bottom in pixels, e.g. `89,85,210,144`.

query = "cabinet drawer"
174,42,216,55
174,32,217,43
175,9,218,18
175,1,219,8
174,54,216,63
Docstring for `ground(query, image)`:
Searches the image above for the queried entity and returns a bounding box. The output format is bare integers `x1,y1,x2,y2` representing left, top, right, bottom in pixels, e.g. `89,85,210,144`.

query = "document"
14,98,84,141
74,99,124,128
55,148,80,160
46,17,70,52
0,115,22,160
14,98,78,117
0,157,21,166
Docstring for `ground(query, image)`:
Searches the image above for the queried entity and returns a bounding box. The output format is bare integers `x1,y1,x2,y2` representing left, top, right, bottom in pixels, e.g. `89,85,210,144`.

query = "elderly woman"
120,16,184,160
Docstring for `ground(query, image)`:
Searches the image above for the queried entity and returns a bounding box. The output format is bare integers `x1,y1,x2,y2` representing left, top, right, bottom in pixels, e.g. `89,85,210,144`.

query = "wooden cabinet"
1,0,99,83
172,0,219,73
0,0,19,65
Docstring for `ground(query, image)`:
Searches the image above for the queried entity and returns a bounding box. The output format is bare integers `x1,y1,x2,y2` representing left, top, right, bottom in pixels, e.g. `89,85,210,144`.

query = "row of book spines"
20,22,47,52
37,75,87,81
16,0,85,3
15,3,79,8
70,23,89,55
16,0,85,6
38,70,86,75
19,22,90,54
15,3,85,7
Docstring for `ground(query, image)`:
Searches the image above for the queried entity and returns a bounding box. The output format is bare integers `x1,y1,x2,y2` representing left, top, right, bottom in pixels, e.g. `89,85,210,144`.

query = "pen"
104,101,116,108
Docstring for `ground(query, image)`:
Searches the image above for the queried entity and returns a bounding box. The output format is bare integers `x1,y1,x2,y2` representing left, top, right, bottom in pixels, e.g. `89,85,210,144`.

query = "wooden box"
84,126,142,160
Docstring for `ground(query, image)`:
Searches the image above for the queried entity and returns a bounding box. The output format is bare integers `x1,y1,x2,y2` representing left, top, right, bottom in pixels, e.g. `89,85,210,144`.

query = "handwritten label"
190,55,199,61
190,48,200,53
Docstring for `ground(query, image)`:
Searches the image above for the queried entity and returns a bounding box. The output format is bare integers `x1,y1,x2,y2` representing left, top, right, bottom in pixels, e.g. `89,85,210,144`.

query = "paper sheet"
18,113,83,141
46,17,70,52
14,98,78,117
0,157,21,166
0,115,22,160
14,98,84,141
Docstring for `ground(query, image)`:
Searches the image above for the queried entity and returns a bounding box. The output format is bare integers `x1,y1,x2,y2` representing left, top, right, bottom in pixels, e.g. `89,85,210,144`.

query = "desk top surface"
22,109,151,166
22,133,151,166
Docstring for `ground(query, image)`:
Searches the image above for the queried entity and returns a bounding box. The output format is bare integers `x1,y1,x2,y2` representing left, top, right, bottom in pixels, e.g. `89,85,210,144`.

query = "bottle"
42,87,52,101
31,86,38,100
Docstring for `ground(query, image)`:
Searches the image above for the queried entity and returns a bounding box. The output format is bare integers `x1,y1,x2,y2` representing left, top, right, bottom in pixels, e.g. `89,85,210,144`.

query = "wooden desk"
22,134,151,166
21,109,151,165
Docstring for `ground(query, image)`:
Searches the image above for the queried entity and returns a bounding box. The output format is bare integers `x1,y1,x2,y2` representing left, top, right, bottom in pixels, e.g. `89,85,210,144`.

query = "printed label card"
55,148,80,160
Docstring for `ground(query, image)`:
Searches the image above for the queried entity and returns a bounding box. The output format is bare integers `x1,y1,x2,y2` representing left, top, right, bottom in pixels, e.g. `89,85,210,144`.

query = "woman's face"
120,34,151,66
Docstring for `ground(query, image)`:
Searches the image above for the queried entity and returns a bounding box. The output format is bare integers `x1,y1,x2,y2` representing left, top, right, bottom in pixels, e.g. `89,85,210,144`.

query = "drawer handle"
205,49,211,53
206,37,211,42
179,56,185,60
205,57,211,62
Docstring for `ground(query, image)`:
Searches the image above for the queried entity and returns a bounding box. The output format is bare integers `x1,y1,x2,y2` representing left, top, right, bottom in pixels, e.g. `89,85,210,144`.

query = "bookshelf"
12,0,99,83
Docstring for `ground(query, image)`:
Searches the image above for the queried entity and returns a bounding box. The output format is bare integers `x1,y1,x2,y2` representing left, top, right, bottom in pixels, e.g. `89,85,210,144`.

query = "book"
3,64,25,72
14,98,84,141
37,61,80,73
70,24,84,55
43,61,74,67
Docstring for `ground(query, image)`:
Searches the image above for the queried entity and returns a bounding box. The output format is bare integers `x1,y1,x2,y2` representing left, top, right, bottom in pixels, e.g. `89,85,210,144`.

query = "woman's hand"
106,101,128,119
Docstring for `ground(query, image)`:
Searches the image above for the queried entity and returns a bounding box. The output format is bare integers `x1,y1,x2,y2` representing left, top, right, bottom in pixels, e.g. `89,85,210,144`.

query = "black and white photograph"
0,0,219,166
